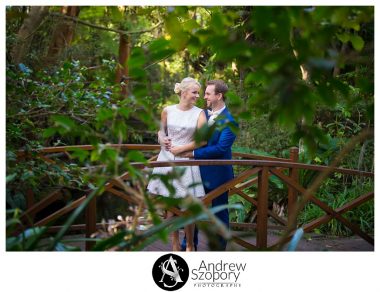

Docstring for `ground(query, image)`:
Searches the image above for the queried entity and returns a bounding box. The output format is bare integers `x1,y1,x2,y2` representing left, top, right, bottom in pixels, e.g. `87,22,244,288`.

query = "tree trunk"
45,6,80,64
12,6,50,65
115,33,131,98
184,50,190,77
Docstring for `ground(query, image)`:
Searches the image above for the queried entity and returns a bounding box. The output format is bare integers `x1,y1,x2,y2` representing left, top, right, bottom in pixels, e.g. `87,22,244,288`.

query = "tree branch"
49,12,162,35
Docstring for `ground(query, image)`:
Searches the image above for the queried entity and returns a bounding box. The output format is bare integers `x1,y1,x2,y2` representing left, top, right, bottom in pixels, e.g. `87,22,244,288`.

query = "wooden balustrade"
15,144,374,251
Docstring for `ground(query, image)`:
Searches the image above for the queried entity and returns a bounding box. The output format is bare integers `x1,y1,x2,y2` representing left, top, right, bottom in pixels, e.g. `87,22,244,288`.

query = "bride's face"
182,84,200,105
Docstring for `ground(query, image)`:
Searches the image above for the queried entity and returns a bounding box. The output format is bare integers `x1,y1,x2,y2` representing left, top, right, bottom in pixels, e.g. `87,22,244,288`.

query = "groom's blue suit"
192,107,237,250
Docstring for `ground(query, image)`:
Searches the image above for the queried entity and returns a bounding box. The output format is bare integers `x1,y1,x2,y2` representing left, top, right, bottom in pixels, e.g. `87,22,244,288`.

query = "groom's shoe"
181,225,199,251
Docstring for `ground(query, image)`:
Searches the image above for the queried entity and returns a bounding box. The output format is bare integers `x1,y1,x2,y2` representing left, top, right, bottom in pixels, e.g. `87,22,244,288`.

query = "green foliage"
298,179,374,236
234,114,292,156
6,6,374,249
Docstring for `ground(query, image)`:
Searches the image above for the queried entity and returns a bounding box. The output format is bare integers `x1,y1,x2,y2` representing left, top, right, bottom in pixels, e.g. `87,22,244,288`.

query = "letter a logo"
152,254,189,291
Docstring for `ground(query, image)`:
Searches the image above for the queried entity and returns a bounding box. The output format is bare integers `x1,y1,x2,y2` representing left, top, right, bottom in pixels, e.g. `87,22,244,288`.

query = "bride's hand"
170,145,184,156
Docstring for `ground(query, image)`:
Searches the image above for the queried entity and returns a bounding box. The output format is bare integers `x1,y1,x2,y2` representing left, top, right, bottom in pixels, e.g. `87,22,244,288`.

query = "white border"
1,2,378,292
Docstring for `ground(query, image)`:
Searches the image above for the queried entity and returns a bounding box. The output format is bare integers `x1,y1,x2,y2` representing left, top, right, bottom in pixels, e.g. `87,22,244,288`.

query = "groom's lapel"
215,107,229,125
220,107,229,119
204,109,210,120
210,108,225,142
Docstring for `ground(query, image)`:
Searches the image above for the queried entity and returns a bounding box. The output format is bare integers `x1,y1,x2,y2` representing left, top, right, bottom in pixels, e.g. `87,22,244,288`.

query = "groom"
180,79,238,251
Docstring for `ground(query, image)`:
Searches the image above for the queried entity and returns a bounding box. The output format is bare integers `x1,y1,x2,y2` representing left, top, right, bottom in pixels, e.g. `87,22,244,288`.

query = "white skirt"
147,149,205,198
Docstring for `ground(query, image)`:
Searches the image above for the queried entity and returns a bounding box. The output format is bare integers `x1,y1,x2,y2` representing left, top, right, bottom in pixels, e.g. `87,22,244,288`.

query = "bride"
147,77,207,251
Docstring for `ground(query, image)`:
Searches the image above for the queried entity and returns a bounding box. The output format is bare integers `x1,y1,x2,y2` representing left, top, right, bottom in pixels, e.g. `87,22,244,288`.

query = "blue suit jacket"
194,107,237,190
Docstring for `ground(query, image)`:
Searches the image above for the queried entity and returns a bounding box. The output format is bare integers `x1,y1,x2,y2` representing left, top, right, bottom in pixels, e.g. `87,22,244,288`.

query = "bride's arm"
170,111,207,156
157,108,171,150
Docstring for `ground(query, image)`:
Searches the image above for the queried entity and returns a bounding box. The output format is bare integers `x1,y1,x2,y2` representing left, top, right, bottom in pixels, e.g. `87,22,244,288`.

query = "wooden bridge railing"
16,144,374,251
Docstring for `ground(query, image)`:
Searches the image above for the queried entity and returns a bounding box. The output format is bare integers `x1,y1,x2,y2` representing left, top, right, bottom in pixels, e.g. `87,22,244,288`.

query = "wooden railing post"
26,189,35,224
257,167,269,248
288,147,299,229
85,194,97,251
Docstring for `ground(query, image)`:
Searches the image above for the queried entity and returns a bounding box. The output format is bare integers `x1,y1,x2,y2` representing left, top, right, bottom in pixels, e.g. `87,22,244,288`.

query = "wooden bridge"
16,144,374,251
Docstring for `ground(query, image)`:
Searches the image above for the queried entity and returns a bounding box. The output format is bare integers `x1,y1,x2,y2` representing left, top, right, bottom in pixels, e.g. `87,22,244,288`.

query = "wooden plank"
106,187,139,205
269,193,374,249
105,173,131,191
37,153,56,164
85,193,97,251
148,154,159,161
288,147,299,228
34,196,86,227
137,160,374,177
233,152,291,162
18,144,374,177
233,177,258,190
26,189,35,212
201,167,262,206
230,187,287,226
21,189,63,223
18,144,161,154
231,236,258,250
230,222,286,231
103,152,158,191
303,192,374,233
270,168,374,245
257,167,269,248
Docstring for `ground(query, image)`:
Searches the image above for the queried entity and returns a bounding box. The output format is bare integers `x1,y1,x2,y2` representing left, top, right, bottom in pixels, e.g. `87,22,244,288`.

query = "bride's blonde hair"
174,77,201,94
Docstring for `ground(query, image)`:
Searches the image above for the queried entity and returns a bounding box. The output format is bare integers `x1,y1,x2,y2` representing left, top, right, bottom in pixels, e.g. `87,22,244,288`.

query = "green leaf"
53,115,76,131
96,108,113,123
337,33,350,43
128,47,146,68
226,91,243,107
165,14,189,50
127,150,147,163
90,149,100,162
107,6,123,22
183,19,200,31
42,127,56,138
148,38,175,61
68,148,89,163
350,35,364,51
119,107,131,119
54,242,82,251
6,173,17,183
92,231,128,251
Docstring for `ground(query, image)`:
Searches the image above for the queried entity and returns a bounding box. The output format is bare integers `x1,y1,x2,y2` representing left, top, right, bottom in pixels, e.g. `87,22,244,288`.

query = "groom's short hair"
207,80,228,101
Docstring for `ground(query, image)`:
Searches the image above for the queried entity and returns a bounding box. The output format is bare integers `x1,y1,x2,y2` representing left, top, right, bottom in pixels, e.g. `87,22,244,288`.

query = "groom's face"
204,85,220,109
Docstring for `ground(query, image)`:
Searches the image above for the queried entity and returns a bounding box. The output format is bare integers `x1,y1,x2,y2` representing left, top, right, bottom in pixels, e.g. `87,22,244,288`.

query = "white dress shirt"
207,106,226,126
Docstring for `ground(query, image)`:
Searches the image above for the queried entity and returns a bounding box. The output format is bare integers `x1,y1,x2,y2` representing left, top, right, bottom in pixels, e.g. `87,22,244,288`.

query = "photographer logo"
152,253,189,291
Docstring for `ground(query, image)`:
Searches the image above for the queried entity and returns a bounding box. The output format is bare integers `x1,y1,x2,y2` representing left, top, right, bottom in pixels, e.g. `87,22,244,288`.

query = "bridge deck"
63,230,373,251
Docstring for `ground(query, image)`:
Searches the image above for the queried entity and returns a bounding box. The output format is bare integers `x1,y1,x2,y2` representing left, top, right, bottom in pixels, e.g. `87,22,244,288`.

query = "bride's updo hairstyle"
174,77,201,95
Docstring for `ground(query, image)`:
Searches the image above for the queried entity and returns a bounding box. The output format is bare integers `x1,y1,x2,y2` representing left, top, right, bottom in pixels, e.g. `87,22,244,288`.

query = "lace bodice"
166,105,203,146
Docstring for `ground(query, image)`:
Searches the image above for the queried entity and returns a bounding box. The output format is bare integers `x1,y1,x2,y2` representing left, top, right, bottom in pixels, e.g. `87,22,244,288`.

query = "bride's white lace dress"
147,105,206,198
